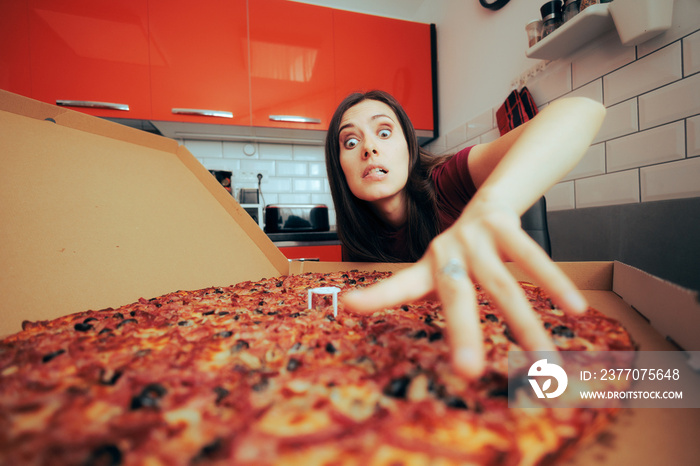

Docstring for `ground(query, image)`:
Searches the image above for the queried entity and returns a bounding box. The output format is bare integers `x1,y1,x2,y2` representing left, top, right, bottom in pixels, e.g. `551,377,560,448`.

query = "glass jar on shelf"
563,0,580,22
540,1,563,38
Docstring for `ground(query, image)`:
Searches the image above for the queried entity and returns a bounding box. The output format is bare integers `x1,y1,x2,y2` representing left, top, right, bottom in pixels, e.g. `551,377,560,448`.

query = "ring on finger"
439,258,468,281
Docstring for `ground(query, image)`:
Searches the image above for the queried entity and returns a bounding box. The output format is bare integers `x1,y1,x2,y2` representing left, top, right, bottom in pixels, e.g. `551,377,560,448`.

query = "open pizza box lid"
2,90,700,464
0,89,289,336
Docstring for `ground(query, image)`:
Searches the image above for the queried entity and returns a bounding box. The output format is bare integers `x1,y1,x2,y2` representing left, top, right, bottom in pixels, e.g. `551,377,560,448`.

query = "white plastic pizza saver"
307,286,341,317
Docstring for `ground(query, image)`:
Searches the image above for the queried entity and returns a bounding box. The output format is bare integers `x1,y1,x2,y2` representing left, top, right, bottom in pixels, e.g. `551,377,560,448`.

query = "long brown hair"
325,90,448,262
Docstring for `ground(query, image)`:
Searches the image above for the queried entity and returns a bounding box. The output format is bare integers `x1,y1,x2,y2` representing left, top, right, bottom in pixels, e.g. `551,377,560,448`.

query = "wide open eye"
378,129,391,139
343,137,359,150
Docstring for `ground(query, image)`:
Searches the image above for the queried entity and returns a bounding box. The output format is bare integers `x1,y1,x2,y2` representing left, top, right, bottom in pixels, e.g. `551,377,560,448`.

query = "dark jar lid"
540,0,563,21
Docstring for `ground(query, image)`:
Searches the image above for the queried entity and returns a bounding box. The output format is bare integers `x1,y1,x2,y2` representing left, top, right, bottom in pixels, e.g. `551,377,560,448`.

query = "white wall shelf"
526,4,614,61
526,0,675,61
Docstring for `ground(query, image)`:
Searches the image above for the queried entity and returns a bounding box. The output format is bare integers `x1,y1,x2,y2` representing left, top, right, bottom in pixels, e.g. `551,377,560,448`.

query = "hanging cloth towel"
496,87,539,136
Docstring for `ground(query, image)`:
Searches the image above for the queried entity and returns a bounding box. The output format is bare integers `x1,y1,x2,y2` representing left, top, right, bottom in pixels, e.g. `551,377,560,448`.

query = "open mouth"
363,166,388,178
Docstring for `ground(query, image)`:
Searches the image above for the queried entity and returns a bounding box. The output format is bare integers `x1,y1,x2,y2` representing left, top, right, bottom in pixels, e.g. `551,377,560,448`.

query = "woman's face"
337,99,410,209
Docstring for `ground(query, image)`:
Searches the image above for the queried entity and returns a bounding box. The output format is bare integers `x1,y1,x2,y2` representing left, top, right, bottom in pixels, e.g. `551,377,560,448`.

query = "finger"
494,228,587,314
341,262,433,315
470,250,557,354
432,257,485,379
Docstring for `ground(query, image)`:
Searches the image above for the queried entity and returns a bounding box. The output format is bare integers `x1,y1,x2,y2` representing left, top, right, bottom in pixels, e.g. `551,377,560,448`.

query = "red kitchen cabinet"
28,0,151,120
148,0,250,126
248,0,336,130
333,11,434,131
278,245,342,262
0,1,32,97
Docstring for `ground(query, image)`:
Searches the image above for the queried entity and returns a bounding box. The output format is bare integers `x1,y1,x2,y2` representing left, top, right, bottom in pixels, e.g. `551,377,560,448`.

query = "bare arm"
343,97,606,378
468,97,606,213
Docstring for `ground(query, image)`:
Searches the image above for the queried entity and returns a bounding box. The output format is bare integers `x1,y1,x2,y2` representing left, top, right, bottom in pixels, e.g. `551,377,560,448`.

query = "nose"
362,139,378,159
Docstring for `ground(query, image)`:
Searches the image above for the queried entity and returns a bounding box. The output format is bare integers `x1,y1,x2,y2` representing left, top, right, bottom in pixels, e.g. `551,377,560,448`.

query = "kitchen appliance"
264,204,329,233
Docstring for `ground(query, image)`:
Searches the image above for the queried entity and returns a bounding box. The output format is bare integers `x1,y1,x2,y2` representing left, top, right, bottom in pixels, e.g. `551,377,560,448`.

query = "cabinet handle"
172,108,233,119
56,100,129,111
269,115,321,124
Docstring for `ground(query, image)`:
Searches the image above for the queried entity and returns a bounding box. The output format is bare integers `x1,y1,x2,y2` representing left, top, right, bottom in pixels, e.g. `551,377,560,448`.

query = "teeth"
373,168,386,174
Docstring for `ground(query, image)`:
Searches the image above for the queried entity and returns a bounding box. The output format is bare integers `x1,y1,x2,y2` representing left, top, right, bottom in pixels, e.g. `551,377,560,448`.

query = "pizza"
0,270,635,465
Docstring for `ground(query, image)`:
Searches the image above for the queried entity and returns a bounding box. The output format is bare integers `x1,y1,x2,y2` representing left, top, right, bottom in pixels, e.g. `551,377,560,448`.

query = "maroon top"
343,146,478,262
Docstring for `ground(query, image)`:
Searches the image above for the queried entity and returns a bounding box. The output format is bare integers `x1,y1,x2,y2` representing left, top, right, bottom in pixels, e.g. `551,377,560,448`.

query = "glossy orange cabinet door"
333,11,434,131
248,0,336,130
28,0,151,119
148,0,250,126
0,1,32,97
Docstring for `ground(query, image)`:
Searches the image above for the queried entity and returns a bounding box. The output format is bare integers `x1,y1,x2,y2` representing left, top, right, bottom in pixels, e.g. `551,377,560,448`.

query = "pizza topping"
384,376,412,399
130,383,167,410
85,444,122,466
41,349,65,363
286,358,301,372
231,340,250,352
551,325,575,338
74,322,93,332
116,319,137,329
99,368,123,386
444,395,469,410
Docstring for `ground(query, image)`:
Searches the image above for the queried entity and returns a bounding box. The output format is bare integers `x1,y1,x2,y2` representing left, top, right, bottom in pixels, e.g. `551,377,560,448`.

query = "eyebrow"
338,114,395,134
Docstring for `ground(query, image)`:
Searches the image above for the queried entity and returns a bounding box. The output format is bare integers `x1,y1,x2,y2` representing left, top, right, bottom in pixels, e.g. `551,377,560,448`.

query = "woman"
325,90,606,378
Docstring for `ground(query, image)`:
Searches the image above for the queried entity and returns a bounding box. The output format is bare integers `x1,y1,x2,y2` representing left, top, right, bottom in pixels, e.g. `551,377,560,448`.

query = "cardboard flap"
0,90,177,153
0,92,287,336
613,261,700,366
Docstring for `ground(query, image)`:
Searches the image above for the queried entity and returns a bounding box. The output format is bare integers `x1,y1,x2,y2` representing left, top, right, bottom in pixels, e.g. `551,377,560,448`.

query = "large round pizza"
0,270,635,465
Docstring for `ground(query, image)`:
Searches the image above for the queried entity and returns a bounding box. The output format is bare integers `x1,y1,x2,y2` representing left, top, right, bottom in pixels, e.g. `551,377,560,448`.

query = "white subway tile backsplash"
683,30,700,77
606,121,685,172
184,140,223,158
562,143,606,182
258,143,293,160
197,157,239,172
545,182,575,211
311,193,334,207
276,161,308,177
278,193,312,204
466,108,494,141
571,30,635,89
575,170,640,208
223,141,258,159
565,80,603,103
594,99,638,143
293,178,325,193
427,135,448,155
639,72,700,130
603,43,683,107
637,0,700,58
240,159,276,175
308,162,327,177
262,177,292,194
445,123,467,151
527,60,572,107
293,145,325,161
479,128,500,144
688,115,700,156
641,157,700,202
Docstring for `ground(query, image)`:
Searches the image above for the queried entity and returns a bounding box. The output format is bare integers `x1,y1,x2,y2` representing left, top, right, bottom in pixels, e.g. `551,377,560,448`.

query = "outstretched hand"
341,198,588,378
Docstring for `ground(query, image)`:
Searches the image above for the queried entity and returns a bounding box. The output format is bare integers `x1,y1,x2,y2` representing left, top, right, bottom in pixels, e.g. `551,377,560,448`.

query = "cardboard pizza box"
1,90,699,465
